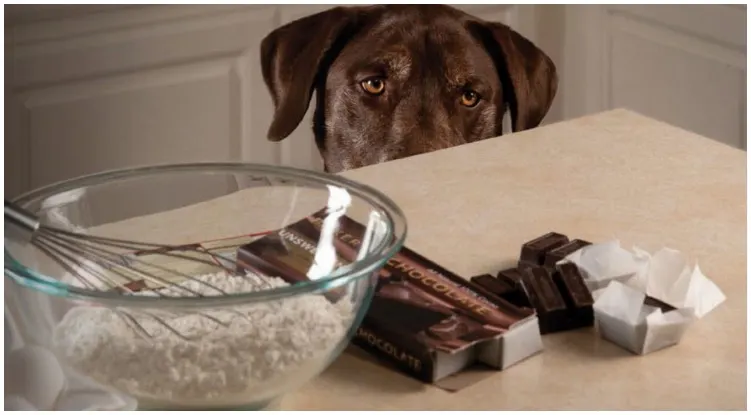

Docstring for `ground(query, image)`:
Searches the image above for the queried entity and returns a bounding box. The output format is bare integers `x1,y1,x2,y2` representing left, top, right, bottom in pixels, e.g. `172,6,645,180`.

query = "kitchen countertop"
78,109,745,410
279,109,746,410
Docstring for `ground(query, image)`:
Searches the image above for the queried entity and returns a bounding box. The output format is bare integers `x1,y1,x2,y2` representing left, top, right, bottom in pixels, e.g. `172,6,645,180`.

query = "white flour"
52,272,353,407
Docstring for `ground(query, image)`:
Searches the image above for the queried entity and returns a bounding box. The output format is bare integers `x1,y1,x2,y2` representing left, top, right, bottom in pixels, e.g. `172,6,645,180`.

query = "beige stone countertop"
63,109,743,410
277,109,746,411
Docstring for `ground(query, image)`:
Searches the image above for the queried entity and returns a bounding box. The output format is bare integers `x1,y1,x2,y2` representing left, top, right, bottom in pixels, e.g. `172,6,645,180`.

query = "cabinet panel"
24,60,239,187
561,5,746,149
609,13,745,149
5,5,280,199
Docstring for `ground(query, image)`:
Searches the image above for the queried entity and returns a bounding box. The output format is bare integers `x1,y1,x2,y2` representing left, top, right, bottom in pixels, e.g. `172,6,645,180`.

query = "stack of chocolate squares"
470,232,596,335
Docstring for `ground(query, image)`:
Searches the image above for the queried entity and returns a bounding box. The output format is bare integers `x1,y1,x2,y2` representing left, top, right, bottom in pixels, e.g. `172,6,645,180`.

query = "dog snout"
399,113,461,158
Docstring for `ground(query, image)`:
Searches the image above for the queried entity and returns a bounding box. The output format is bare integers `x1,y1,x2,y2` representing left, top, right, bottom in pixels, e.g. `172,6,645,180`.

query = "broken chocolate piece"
478,269,531,308
643,295,676,312
497,268,524,288
517,265,595,334
521,267,567,313
470,274,515,296
517,261,537,272
553,262,595,327
520,266,568,334
544,239,592,268
519,232,570,266
554,263,594,308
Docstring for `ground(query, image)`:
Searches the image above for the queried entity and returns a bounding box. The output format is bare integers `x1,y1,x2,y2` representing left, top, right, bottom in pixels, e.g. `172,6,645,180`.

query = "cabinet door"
5,5,290,200
562,5,747,149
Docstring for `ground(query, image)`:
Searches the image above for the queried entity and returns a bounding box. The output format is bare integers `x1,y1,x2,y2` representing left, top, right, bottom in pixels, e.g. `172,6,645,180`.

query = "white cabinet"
5,5,279,198
559,5,746,149
4,5,747,199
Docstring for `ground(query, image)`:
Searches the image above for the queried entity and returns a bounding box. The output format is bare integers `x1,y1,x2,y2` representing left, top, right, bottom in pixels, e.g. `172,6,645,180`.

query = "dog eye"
460,90,480,107
360,78,386,95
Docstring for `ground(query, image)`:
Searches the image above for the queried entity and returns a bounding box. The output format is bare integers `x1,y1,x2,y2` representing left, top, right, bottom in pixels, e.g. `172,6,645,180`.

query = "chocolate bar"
517,261,538,272
643,295,676,312
553,263,594,325
471,274,514,296
496,264,595,335
543,239,592,269
472,271,531,308
519,232,570,267
236,210,542,384
520,267,568,334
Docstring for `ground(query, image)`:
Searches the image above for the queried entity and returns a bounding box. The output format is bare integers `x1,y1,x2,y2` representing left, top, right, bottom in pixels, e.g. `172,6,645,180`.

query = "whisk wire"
32,240,161,338
6,200,279,340
32,229,237,340
37,228,228,296
43,227,239,272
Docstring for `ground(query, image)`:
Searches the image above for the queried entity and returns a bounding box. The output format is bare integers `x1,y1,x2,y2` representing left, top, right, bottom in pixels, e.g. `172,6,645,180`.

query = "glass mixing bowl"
4,163,407,410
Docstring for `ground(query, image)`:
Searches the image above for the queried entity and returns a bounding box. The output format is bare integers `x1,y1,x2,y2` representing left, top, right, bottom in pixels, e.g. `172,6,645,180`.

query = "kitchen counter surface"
76,109,745,410
281,109,746,410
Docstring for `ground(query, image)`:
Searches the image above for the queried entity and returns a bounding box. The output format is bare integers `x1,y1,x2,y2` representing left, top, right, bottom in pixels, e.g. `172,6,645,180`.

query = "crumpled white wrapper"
565,241,726,355
562,240,648,291
626,247,726,319
593,281,696,355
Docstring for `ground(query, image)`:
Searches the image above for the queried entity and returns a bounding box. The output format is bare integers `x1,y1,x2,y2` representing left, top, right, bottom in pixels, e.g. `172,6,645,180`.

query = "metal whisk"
4,200,277,341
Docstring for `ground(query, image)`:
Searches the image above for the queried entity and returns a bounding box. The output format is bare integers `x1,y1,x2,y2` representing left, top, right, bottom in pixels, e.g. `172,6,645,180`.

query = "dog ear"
469,21,558,132
260,7,358,141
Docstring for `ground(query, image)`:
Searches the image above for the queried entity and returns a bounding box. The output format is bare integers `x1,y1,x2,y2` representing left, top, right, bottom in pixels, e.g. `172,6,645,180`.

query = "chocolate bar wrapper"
561,240,644,291
591,246,724,355
593,281,695,355
237,209,542,384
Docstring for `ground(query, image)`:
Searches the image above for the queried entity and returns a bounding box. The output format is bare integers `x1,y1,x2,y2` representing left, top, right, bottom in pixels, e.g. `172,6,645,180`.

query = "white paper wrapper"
593,281,695,355
584,243,726,355
626,247,726,319
562,240,647,291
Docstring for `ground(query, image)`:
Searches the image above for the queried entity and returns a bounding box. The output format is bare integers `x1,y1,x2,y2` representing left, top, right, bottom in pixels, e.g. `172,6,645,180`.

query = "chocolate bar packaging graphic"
236,209,543,383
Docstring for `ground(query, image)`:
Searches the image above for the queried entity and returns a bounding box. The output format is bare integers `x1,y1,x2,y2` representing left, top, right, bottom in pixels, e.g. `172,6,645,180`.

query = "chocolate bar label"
354,326,426,376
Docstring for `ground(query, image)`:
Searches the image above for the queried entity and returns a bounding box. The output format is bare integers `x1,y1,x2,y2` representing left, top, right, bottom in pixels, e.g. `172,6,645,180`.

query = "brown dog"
260,5,557,173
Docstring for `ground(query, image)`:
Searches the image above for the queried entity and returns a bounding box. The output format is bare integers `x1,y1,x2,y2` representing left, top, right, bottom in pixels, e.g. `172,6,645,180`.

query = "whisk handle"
5,200,40,242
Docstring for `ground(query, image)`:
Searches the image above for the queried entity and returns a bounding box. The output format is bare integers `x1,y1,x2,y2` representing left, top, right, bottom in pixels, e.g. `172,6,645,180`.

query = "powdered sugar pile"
52,272,353,407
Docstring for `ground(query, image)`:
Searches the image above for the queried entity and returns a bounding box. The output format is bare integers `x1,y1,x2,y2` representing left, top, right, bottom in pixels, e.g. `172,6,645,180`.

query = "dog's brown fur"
261,5,557,172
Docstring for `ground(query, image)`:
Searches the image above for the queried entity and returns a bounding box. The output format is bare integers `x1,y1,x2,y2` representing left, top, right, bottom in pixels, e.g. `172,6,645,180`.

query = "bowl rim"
5,162,407,308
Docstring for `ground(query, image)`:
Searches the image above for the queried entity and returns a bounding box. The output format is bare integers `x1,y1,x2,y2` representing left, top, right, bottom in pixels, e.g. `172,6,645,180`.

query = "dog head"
261,5,557,172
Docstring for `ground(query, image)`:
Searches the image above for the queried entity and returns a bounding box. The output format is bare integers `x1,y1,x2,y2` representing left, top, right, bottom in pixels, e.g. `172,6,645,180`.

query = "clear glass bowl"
4,163,407,410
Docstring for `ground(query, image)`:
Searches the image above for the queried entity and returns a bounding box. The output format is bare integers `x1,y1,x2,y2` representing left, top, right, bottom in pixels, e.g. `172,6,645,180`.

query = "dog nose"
402,126,456,157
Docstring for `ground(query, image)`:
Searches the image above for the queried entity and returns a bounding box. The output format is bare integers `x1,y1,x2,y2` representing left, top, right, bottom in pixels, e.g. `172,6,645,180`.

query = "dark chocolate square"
519,232,570,266
497,267,524,288
552,263,595,329
520,267,568,334
470,274,515,296
643,296,676,312
544,239,592,269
